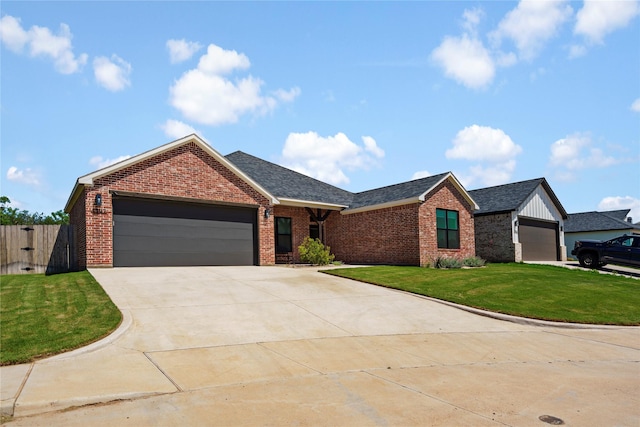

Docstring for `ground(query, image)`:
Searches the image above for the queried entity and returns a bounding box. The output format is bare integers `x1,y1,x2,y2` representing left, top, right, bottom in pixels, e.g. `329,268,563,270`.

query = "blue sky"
2,1,639,221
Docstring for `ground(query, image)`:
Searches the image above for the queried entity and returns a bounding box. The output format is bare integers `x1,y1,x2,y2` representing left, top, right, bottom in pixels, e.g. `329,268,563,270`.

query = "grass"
1,271,122,365
324,263,640,325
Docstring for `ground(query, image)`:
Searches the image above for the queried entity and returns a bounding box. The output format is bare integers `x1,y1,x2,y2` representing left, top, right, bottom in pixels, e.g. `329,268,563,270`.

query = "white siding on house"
510,184,567,261
518,186,562,221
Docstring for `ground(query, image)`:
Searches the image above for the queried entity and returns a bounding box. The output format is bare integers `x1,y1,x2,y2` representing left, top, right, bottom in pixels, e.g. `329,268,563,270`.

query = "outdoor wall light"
264,208,271,219
95,193,102,207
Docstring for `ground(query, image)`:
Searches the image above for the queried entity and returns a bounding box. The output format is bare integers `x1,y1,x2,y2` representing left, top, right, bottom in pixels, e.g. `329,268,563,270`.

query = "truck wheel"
578,252,598,268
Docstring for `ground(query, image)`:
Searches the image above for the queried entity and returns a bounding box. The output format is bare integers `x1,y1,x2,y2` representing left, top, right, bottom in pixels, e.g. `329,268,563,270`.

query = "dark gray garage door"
518,217,559,261
113,197,257,267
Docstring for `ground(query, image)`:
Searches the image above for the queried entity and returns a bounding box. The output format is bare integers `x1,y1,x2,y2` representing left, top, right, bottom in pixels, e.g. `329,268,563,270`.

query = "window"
309,223,320,240
436,209,460,249
275,217,292,253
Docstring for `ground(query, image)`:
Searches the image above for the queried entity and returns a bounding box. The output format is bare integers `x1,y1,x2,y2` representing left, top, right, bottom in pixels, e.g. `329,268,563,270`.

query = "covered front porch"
272,202,344,264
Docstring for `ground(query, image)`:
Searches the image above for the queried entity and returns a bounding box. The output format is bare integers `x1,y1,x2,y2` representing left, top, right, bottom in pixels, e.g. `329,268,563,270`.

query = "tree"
0,196,69,225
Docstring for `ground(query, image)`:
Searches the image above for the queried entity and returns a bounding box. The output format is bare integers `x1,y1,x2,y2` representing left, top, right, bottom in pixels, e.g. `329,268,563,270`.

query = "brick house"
468,178,568,263
65,134,478,269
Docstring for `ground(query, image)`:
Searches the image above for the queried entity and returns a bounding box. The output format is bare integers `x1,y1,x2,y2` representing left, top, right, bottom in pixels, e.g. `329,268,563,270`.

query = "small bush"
462,256,486,267
433,256,462,269
298,237,335,265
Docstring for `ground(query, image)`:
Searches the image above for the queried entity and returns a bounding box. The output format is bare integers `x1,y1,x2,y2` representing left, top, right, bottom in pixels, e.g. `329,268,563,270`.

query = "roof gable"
469,178,567,218
345,172,478,214
65,134,277,212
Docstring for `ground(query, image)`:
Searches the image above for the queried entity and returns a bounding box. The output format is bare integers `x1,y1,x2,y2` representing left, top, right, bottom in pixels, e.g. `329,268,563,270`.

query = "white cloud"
445,125,522,187
169,43,300,126
548,133,619,181
273,87,302,103
362,136,385,158
0,15,29,52
574,0,639,44
89,155,131,170
431,34,495,89
93,55,132,91
0,15,87,74
461,8,484,36
160,119,199,139
446,125,522,162
489,0,573,61
631,98,640,112
411,170,432,180
281,132,384,186
6,166,40,186
166,39,202,64
463,160,517,187
598,196,640,223
197,44,250,75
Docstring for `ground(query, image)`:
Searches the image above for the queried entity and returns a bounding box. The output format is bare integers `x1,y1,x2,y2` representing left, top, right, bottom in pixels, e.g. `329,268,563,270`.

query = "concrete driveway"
2,266,639,426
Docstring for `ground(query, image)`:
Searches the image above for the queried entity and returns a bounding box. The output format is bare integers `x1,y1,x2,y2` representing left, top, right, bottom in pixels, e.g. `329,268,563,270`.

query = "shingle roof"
468,177,567,218
349,173,450,210
564,210,635,233
226,151,475,211
225,151,353,206
599,209,631,221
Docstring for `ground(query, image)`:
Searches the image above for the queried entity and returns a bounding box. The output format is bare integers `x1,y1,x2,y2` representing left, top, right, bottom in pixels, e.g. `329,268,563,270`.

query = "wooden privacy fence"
0,225,77,275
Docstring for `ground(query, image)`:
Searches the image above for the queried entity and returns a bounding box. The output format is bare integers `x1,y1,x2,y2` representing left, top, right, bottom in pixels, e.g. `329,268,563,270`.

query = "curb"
2,310,132,418
45,309,133,362
413,294,637,330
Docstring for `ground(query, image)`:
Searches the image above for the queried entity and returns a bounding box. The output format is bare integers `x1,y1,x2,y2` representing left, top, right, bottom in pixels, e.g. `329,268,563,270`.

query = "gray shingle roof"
468,178,567,218
226,151,460,211
564,210,634,233
350,173,450,210
225,151,353,206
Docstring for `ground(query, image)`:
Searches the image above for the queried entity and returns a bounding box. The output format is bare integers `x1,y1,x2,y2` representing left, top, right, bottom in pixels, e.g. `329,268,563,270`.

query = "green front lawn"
324,263,640,325
1,271,122,365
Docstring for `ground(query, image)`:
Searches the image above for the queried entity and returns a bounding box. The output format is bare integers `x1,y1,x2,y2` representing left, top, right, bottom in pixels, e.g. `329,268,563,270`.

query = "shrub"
433,256,462,269
298,237,335,265
462,256,486,267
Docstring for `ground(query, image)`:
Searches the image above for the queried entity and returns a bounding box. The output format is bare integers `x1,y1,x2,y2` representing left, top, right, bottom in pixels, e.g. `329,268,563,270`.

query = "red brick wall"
68,189,87,270
70,142,274,267
418,180,476,266
326,204,421,265
325,179,475,266
272,206,312,262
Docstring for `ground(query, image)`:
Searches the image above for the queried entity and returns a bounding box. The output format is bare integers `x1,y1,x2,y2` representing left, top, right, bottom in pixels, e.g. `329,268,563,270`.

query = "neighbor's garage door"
518,217,559,261
113,197,257,267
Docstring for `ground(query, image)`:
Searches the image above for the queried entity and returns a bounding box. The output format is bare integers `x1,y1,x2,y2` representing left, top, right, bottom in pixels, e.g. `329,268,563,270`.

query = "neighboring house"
564,209,640,259
468,178,568,263
65,134,479,269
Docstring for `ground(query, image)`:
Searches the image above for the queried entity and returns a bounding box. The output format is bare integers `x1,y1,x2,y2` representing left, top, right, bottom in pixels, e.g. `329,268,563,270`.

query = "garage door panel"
114,234,253,253
114,215,253,240
113,198,257,267
114,250,253,267
519,218,558,261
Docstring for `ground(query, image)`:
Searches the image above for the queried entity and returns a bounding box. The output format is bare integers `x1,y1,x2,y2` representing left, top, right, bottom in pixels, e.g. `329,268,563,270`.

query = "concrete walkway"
2,266,639,426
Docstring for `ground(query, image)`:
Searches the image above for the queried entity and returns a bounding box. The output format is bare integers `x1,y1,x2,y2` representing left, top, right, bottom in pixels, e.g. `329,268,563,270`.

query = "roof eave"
540,179,568,219
277,198,348,210
473,209,515,217
64,180,83,213
341,197,420,215
419,173,479,210
68,134,279,208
